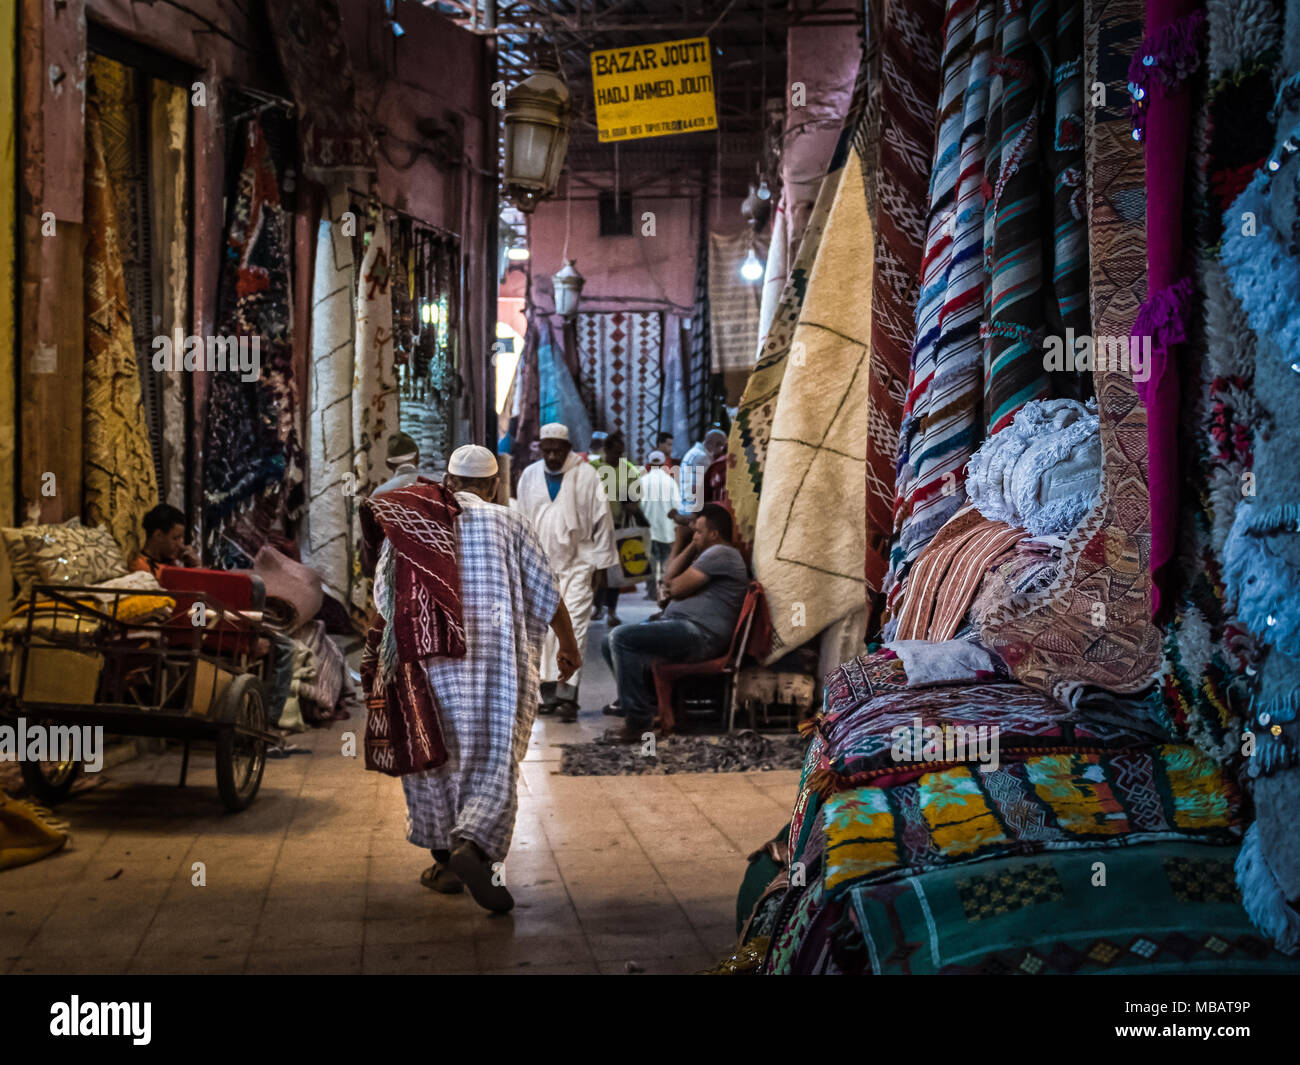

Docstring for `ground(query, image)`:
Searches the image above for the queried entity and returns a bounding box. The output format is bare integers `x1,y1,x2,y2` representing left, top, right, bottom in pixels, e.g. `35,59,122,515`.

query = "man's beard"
544,459,565,473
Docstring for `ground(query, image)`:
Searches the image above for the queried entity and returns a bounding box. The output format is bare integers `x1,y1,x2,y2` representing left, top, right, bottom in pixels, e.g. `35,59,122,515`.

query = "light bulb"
740,248,764,282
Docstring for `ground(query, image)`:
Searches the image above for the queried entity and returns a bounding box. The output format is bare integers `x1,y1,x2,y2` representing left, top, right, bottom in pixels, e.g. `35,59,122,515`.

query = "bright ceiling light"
740,248,763,282
507,247,530,261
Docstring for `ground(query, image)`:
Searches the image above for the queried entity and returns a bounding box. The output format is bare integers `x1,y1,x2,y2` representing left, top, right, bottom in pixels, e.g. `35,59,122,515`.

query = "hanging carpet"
708,229,766,403
83,104,158,565
978,0,1163,703
886,0,997,620
201,118,304,567
575,311,663,458
863,0,944,591
303,189,356,607
538,317,593,449
752,146,874,664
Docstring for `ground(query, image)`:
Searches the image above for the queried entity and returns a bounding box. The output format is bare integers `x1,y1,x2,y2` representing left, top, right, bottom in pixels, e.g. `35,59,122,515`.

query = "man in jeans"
600,504,749,740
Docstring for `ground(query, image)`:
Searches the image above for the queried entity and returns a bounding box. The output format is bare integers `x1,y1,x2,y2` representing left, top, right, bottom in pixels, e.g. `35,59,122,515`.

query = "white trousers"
540,561,595,698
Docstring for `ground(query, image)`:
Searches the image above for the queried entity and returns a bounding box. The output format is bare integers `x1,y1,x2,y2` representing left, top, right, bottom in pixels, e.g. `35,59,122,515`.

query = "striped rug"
576,311,664,460
886,0,997,620
864,0,944,591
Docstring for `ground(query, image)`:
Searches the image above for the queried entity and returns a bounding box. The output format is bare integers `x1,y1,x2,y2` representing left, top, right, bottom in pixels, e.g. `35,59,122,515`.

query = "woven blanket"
893,505,1025,641
766,842,1300,974
755,204,788,360
887,0,996,618
83,106,158,564
978,0,1163,703
981,0,1091,436
576,311,663,459
865,0,944,590
708,229,765,402
359,481,466,664
303,190,356,608
809,669,1167,795
819,744,1241,897
752,146,874,663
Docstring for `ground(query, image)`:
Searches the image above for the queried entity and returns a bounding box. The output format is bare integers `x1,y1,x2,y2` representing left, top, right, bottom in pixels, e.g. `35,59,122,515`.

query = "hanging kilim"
303,188,356,609
575,311,664,459
863,0,944,591
726,47,871,557
708,228,766,404
980,0,1091,439
201,118,303,566
686,218,714,443
752,147,874,663
978,0,1163,704
886,0,996,621
83,105,159,563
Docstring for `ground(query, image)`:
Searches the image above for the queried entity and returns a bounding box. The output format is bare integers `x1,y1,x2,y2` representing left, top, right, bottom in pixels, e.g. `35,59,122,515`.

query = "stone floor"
1,594,799,975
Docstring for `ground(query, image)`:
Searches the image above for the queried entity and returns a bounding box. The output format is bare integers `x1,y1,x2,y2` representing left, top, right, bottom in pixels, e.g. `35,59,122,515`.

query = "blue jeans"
601,618,727,727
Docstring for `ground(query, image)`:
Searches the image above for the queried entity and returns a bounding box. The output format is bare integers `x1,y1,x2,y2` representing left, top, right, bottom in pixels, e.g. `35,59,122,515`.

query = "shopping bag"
606,526,652,588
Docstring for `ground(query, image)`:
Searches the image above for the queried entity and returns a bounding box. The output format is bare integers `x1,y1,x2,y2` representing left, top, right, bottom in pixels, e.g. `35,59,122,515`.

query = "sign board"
590,37,717,143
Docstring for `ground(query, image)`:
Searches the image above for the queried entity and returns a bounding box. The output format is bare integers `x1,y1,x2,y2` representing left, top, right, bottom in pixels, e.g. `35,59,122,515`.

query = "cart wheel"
19,755,81,806
214,674,267,813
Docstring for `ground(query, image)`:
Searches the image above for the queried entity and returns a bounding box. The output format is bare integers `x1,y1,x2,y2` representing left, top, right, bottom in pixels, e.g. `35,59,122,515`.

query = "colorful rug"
819,744,1242,896
887,0,996,619
864,0,944,590
303,188,356,608
978,0,1163,703
201,118,304,566
575,311,664,459
980,0,1091,436
766,842,1300,974
752,146,874,663
83,105,158,565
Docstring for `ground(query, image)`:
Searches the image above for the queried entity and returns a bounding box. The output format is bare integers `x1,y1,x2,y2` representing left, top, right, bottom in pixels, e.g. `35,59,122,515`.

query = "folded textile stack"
753,650,1300,974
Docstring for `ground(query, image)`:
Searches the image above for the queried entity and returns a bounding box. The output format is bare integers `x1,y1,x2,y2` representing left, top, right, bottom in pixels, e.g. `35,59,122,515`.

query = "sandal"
556,698,579,723
449,841,514,913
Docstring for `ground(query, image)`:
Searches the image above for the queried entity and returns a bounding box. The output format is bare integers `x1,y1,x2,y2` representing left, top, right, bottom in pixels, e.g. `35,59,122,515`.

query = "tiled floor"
1,595,799,975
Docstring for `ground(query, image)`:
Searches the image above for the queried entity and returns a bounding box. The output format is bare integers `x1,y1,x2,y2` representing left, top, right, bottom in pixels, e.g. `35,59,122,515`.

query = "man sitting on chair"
599,503,748,741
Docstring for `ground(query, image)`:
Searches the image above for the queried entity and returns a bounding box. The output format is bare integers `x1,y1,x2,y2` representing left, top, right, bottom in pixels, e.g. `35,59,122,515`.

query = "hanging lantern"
553,259,586,318
503,69,572,212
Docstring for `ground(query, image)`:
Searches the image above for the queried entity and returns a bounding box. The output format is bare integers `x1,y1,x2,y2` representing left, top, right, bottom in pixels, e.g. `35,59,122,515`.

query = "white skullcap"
647,450,667,464
539,423,570,441
447,444,499,478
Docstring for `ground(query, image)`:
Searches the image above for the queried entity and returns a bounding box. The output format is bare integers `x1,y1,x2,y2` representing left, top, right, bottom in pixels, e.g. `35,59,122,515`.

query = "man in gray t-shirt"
600,504,750,739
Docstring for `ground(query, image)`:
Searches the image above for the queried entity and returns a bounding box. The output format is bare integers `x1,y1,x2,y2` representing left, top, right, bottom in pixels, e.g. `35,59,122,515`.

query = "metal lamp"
552,259,585,318
503,69,571,212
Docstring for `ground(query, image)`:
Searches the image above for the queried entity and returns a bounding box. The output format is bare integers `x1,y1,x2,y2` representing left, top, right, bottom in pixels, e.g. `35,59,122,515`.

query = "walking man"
516,423,616,722
361,444,581,912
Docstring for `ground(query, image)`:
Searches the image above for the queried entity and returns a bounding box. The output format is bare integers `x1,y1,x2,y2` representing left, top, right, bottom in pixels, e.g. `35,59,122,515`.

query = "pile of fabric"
726,0,1300,973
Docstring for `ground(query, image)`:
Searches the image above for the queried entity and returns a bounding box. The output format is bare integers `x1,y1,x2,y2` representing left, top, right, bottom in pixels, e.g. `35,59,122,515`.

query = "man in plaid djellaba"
363,444,580,913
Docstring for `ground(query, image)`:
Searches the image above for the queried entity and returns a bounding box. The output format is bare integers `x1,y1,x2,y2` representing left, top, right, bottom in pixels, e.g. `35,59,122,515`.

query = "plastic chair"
651,580,764,734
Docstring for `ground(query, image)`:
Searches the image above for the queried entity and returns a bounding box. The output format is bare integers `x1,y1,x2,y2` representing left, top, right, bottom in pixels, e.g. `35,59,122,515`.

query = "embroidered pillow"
1,518,83,600
23,523,128,589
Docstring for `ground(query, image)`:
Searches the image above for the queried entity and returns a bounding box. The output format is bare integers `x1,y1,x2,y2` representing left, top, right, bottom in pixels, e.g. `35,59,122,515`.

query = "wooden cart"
2,583,280,812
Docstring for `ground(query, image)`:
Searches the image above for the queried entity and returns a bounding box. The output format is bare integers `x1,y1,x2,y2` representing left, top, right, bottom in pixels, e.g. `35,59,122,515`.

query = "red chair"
651,580,766,734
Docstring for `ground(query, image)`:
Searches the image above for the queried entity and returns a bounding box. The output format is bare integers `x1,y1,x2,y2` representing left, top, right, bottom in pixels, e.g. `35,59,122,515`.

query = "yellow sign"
590,37,717,143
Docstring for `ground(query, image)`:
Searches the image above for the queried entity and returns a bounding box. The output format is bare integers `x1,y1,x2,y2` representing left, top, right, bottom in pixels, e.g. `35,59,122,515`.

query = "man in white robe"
516,422,616,722
372,445,580,913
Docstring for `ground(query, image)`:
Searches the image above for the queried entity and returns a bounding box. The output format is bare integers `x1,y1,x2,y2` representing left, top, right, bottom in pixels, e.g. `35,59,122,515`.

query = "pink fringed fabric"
1127,10,1207,140
1137,0,1205,613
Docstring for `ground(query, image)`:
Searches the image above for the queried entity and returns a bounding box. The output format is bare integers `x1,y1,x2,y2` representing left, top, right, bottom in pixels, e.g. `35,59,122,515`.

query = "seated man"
600,503,748,741
131,503,200,577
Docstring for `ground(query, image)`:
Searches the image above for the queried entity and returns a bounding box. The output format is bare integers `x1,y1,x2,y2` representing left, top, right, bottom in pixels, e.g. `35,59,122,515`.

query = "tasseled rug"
557,730,808,776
